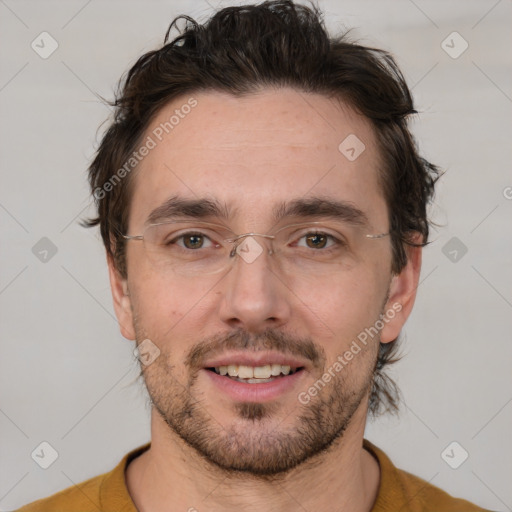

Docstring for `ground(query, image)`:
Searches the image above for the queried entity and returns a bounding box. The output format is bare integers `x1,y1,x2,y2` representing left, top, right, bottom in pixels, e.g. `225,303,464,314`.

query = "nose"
217,236,292,332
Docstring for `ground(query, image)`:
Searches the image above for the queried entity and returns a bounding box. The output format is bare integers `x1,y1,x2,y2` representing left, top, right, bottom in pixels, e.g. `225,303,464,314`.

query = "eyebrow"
146,196,232,225
145,195,369,228
272,197,369,227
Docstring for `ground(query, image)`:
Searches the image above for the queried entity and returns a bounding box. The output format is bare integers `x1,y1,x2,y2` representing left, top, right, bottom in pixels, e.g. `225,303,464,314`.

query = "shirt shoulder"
16,444,149,512
16,473,107,512
364,439,494,512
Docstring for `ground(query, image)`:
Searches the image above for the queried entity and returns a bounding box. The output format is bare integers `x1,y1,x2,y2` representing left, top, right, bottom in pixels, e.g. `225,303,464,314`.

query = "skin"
108,88,422,511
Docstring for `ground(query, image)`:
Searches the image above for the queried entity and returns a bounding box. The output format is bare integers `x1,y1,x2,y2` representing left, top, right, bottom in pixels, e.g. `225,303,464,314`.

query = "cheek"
128,268,216,352
293,267,389,340
132,279,188,324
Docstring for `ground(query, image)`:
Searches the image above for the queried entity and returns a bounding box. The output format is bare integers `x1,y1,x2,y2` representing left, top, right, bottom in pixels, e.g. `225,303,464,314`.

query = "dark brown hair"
84,0,440,416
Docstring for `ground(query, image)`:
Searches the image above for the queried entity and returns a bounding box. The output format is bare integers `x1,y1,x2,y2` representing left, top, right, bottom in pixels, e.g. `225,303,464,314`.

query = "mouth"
203,359,307,402
206,364,304,384
202,352,309,402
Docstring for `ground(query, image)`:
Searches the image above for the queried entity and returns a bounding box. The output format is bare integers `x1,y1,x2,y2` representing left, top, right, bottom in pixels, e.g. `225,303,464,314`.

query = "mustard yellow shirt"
17,440,492,511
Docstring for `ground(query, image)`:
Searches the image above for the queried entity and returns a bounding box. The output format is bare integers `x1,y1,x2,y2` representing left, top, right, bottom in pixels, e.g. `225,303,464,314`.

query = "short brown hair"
84,0,440,415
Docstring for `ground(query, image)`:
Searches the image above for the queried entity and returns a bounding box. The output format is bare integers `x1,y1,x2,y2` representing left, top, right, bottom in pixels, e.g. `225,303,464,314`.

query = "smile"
208,364,302,383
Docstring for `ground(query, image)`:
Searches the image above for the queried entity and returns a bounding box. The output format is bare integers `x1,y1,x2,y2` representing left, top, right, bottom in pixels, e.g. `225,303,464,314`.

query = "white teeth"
271,363,282,376
214,364,296,379
253,364,272,379
227,365,239,377
238,365,254,379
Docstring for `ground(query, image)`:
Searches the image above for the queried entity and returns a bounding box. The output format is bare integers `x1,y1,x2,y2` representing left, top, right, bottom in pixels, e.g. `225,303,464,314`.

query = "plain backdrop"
1,0,511,510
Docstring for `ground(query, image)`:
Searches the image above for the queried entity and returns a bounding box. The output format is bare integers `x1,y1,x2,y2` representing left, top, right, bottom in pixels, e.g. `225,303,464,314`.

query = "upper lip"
203,351,309,370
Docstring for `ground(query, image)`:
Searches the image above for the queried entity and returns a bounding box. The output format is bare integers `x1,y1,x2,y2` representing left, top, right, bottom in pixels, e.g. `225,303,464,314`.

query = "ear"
380,235,423,344
107,255,136,340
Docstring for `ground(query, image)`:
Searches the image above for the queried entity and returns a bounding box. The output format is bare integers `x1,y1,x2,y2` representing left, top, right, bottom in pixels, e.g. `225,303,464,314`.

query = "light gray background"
1,0,511,510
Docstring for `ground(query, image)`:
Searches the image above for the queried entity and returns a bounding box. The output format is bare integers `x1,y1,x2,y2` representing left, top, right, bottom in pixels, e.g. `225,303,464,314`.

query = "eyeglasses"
122,220,389,277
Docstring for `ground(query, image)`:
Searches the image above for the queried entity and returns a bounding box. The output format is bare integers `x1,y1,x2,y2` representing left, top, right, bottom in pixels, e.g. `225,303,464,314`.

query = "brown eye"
183,234,205,249
305,233,328,249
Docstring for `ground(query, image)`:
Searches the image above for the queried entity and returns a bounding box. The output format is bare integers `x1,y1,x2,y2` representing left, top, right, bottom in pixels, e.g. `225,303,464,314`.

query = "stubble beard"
137,328,378,478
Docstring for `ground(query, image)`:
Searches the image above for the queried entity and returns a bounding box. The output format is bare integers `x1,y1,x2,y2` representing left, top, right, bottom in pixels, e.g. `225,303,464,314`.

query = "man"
18,1,491,510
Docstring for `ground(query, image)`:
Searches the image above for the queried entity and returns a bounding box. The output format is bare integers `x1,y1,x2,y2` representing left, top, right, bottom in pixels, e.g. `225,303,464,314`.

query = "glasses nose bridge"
226,232,276,258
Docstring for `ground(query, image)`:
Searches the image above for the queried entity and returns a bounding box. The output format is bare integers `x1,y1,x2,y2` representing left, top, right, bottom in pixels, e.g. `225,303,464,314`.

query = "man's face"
111,89,414,475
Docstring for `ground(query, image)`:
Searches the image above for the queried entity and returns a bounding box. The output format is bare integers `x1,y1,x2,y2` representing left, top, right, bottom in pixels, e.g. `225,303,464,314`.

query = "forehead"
128,88,386,230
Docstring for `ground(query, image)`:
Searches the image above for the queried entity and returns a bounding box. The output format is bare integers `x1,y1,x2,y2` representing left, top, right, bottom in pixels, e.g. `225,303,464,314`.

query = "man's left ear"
380,234,423,344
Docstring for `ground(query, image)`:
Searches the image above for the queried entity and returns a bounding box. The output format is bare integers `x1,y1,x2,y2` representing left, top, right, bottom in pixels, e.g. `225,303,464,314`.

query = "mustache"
185,328,326,370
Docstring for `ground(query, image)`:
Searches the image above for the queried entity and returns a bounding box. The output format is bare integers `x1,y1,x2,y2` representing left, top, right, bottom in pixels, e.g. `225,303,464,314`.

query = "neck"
126,405,380,512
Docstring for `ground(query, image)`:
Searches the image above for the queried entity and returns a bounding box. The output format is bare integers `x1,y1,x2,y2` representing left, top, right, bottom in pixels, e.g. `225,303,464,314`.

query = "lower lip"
203,369,305,402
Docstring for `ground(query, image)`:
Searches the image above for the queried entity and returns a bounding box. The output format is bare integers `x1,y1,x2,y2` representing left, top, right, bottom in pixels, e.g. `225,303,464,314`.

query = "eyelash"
168,232,218,248
169,230,346,250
